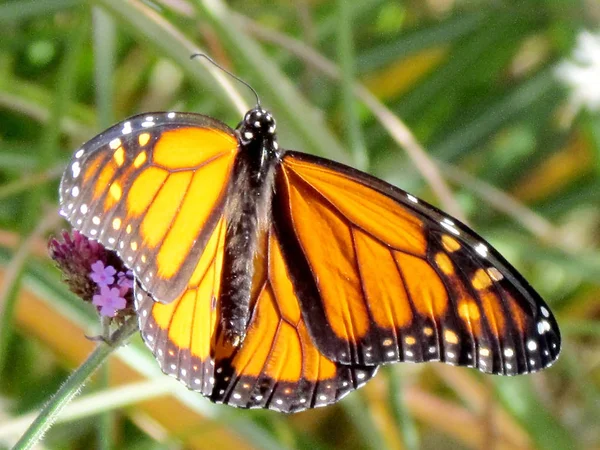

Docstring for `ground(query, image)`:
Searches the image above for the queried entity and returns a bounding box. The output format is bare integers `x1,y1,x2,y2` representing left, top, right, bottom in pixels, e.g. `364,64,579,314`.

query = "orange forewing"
59,113,238,303
277,152,561,375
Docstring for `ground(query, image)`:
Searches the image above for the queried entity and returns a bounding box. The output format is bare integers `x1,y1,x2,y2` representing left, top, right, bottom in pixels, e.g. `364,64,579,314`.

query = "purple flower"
48,230,109,302
49,230,134,322
117,270,134,290
93,284,128,317
90,260,117,286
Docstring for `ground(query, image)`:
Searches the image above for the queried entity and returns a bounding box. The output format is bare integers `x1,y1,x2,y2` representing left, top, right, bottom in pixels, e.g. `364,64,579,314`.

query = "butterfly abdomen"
219,107,280,346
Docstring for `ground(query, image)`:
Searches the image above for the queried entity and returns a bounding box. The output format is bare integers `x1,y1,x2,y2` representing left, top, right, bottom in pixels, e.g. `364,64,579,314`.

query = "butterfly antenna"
190,53,261,108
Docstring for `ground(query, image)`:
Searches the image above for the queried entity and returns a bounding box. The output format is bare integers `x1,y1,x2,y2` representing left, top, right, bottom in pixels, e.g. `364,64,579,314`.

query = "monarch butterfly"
59,81,560,413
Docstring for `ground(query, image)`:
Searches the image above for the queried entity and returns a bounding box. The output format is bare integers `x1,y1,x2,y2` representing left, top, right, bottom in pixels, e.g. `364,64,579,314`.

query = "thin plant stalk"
0,379,175,440
12,317,139,450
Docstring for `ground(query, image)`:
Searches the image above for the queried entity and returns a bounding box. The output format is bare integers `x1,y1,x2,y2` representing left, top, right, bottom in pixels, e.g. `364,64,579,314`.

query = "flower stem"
12,316,138,450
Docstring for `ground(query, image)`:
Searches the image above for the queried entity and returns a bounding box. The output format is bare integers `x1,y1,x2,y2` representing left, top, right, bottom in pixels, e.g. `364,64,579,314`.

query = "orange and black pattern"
209,230,376,411
59,105,561,413
135,222,376,412
134,216,227,397
274,152,560,375
59,112,238,303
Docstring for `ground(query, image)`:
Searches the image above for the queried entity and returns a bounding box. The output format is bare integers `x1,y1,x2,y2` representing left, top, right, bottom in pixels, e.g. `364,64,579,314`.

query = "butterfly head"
237,107,277,145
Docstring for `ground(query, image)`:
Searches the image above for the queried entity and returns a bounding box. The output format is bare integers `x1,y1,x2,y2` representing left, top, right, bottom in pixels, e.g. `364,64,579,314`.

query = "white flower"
555,30,600,114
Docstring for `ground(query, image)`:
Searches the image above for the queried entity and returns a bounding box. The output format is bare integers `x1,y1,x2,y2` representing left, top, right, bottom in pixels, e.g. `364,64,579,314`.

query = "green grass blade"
430,69,558,162
93,7,117,128
357,11,488,73
386,367,419,450
336,0,367,170
494,377,577,450
341,394,389,450
0,0,81,22
0,213,60,379
195,0,349,162
95,0,247,116
91,8,118,448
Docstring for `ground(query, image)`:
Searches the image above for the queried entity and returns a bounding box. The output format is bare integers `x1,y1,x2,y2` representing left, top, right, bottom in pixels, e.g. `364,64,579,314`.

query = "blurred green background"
0,0,599,449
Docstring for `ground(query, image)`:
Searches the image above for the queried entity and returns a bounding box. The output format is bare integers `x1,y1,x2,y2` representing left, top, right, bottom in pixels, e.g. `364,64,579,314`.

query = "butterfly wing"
209,229,377,412
138,221,377,412
135,216,227,395
59,112,238,303
273,151,561,375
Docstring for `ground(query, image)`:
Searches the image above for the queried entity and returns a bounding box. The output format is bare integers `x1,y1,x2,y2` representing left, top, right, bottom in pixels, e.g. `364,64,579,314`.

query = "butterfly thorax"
220,107,281,347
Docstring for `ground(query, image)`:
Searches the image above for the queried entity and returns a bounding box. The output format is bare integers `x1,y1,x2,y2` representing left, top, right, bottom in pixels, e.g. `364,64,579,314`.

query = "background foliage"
0,0,598,449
